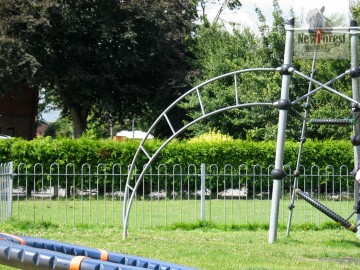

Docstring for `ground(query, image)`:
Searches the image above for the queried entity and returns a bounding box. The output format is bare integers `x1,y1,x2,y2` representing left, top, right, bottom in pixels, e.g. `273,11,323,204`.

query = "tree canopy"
0,0,197,137
182,0,354,140
0,0,359,140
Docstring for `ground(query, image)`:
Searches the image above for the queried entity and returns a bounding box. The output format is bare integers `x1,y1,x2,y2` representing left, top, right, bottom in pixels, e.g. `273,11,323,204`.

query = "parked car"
0,134,11,139
114,130,154,141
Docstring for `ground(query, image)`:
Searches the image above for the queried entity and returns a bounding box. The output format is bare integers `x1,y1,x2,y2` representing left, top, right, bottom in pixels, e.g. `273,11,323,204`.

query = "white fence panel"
0,162,13,223
3,162,356,229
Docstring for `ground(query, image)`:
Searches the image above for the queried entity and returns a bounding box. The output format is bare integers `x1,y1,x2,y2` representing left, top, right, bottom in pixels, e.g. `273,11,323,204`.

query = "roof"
37,118,50,126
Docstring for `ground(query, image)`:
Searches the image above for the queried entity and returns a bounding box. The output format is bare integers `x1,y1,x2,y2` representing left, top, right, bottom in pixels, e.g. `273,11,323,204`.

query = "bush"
0,137,355,194
0,137,354,170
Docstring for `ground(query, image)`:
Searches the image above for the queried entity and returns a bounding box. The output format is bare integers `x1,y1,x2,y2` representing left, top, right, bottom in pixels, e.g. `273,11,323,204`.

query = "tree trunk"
70,106,88,138
54,75,89,138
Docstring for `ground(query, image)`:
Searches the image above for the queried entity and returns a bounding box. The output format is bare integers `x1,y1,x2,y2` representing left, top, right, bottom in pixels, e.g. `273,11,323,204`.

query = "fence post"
8,162,13,219
0,162,13,223
200,163,206,221
0,163,3,222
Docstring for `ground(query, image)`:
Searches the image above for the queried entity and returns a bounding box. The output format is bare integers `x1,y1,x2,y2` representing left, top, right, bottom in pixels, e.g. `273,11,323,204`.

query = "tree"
253,2,352,140
351,0,360,21
181,23,268,139
0,0,197,138
198,0,242,25
44,117,72,138
183,0,354,141
182,1,286,140
0,1,41,92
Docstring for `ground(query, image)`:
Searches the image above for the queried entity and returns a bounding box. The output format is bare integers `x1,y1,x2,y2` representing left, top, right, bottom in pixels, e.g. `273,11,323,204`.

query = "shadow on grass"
1,219,354,234
0,219,59,230
161,220,352,232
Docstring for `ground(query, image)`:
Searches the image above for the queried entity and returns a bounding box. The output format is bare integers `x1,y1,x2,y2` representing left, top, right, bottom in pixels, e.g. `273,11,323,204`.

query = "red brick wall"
0,85,38,140
36,123,49,137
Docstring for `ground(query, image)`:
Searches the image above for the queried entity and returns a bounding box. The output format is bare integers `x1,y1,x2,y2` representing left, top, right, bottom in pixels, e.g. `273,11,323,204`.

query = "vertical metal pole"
349,20,360,239
200,163,206,221
8,162,13,219
132,118,135,139
0,164,3,222
268,18,295,244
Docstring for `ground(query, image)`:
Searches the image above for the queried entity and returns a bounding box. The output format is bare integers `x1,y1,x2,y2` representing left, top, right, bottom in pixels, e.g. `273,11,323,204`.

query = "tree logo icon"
294,4,348,59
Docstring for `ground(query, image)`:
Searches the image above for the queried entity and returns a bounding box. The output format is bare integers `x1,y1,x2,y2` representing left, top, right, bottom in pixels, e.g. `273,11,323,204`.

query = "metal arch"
121,63,360,238
122,67,278,238
122,102,273,237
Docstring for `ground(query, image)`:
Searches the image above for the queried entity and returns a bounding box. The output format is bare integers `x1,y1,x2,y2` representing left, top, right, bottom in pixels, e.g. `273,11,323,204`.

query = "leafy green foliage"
0,137,354,171
198,0,242,25
0,136,352,195
351,0,360,21
183,1,355,141
44,118,72,138
0,0,197,137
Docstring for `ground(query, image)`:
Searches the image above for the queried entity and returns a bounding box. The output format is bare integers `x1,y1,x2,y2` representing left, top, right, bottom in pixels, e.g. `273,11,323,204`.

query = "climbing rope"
286,34,360,235
286,40,319,236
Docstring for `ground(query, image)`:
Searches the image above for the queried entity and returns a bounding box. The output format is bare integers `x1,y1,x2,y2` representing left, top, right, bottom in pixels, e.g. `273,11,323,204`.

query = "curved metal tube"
122,68,278,238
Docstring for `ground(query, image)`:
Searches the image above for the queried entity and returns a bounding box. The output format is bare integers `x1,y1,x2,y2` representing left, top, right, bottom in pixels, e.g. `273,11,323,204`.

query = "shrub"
0,137,355,193
1,137,355,170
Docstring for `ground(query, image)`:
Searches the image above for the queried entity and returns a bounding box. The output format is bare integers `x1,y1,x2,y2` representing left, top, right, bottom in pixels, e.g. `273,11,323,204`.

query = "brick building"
36,118,49,137
0,85,38,140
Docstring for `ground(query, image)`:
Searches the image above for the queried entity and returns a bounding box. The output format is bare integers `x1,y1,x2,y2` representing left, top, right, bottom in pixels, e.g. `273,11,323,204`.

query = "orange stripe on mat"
69,256,87,270
0,233,26,245
98,249,109,261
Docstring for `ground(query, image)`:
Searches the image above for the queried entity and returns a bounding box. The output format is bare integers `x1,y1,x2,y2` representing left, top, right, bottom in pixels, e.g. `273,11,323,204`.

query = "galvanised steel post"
268,18,295,244
349,20,360,239
7,162,13,220
200,163,206,221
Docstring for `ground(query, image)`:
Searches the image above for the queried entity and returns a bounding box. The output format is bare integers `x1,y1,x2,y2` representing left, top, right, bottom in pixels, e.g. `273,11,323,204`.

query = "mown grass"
10,197,355,229
2,197,359,269
0,220,359,270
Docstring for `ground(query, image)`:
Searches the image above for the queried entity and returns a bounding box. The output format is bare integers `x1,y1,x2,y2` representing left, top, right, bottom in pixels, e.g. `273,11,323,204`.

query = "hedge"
0,137,354,170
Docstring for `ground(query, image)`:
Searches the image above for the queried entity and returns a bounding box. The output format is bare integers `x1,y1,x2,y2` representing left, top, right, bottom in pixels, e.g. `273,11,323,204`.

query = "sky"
204,0,351,31
42,109,60,123
42,0,351,123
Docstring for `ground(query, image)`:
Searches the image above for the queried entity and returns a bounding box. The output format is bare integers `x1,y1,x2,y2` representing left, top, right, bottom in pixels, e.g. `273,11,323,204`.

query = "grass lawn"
10,197,355,229
0,221,360,270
